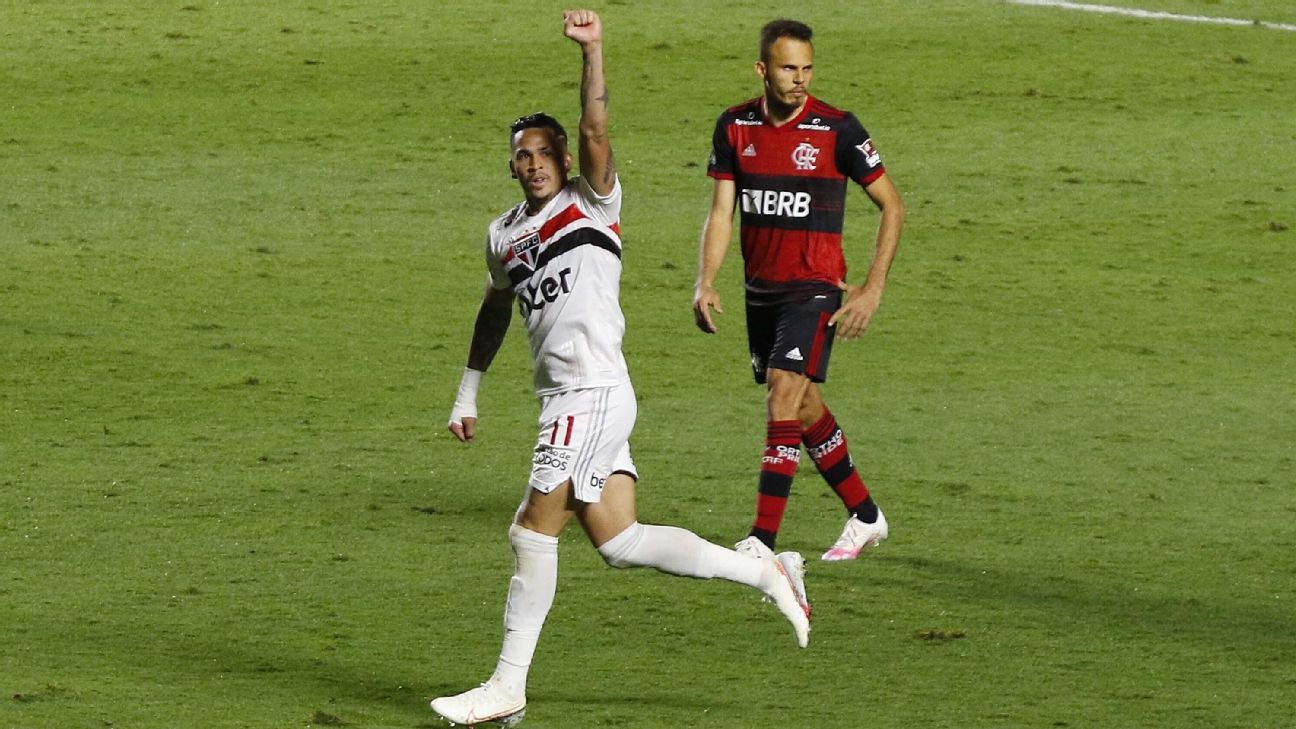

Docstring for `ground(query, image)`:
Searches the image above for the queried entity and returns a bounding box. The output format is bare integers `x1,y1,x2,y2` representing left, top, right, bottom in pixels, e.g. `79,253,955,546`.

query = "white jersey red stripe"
486,176,629,396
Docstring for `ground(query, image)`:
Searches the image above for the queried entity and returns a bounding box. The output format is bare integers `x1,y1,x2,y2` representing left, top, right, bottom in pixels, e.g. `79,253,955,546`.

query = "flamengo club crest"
791,142,820,171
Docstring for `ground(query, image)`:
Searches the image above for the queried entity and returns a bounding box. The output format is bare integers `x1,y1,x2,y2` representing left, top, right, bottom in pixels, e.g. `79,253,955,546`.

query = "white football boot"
775,550,810,620
821,508,889,561
430,682,526,727
735,536,810,645
764,553,811,648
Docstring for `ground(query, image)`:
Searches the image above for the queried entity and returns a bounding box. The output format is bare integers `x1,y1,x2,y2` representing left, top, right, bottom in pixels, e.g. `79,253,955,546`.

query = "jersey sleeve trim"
859,167,887,186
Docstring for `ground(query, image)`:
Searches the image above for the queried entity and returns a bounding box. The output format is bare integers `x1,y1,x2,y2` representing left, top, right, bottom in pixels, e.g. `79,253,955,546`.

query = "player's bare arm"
564,9,614,195
449,285,514,442
693,177,737,333
465,285,514,370
829,173,905,340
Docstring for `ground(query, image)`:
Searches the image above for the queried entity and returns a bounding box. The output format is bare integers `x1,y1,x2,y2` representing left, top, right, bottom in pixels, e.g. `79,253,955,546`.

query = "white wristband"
448,367,483,426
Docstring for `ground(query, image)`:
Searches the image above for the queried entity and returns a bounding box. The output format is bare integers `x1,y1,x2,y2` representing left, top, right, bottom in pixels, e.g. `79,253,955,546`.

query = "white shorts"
529,380,638,503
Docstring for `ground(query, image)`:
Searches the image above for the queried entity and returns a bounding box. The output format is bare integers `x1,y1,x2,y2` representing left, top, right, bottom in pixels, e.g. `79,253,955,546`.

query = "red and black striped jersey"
707,95,886,301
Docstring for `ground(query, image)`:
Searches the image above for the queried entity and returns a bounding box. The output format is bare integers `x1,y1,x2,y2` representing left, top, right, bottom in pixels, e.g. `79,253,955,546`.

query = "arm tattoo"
603,149,617,188
581,58,593,106
581,57,609,110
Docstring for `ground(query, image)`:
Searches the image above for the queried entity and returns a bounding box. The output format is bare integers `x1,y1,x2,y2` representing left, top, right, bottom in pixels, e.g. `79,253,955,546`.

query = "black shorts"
745,291,841,385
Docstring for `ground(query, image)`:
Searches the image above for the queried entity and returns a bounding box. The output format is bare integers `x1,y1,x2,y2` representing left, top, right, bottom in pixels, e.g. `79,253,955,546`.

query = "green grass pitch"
2,1,1294,727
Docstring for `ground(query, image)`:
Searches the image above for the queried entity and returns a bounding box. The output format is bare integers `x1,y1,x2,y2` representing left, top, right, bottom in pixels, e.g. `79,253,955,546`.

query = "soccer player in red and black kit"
693,19,905,562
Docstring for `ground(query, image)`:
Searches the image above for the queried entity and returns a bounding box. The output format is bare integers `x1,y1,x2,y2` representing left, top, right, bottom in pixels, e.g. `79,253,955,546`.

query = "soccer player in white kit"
431,9,811,727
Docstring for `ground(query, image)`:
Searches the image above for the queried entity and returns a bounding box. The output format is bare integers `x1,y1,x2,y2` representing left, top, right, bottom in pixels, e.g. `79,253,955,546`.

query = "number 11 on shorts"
549,415,575,446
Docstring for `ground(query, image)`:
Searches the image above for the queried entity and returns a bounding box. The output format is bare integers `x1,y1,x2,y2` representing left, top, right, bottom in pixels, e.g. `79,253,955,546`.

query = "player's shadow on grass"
863,554,1294,654
537,688,732,713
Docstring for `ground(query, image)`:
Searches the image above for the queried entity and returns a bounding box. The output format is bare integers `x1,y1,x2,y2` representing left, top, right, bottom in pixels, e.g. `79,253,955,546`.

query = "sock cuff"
804,409,838,444
510,523,559,551
766,419,802,445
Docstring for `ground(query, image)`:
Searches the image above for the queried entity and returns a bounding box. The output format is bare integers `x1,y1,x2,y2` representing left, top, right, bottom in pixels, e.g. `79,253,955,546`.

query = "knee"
766,390,800,422
596,521,643,569
766,371,811,421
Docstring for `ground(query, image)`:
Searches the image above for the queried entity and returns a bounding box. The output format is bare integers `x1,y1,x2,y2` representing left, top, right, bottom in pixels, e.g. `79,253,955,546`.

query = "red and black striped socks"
804,410,878,524
749,411,880,549
749,419,802,549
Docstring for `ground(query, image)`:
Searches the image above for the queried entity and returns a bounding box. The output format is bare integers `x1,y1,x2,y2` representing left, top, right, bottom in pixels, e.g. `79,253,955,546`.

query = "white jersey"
486,176,629,396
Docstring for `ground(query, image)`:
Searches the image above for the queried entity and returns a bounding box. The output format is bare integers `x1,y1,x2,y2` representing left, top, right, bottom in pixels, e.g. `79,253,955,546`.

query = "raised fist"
563,9,602,45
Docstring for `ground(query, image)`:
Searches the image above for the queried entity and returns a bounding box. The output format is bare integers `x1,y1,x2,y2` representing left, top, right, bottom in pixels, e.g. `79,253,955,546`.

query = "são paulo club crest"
510,231,542,269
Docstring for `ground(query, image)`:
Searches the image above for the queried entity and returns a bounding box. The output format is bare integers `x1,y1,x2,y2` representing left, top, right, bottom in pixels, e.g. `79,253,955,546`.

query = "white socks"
596,521,764,588
491,524,558,697
489,521,767,697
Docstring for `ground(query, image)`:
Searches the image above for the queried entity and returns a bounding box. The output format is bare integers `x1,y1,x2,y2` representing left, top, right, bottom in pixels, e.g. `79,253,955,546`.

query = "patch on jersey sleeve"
856,138,882,167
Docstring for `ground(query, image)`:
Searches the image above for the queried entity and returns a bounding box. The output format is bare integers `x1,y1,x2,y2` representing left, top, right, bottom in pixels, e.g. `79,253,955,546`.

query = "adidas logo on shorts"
785,347,804,361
